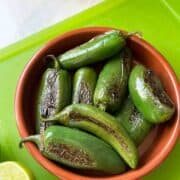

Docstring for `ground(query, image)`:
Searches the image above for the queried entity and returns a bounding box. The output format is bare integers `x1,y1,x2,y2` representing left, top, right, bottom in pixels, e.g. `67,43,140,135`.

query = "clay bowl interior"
15,27,180,180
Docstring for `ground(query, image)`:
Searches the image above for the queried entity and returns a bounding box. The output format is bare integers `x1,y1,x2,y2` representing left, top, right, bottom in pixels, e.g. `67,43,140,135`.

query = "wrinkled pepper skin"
19,126,126,174
129,65,175,123
57,30,126,70
116,97,152,145
94,48,132,112
72,67,97,104
42,104,138,168
36,59,71,132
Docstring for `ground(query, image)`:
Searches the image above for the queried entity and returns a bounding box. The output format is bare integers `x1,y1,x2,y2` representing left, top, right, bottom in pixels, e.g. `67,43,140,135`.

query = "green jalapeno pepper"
58,30,126,69
20,126,126,174
94,48,132,112
128,65,175,123
116,97,152,145
42,104,138,169
72,67,97,104
36,55,71,133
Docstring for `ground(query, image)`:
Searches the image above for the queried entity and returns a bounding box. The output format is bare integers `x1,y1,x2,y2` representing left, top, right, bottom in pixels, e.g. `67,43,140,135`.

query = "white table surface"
0,0,101,49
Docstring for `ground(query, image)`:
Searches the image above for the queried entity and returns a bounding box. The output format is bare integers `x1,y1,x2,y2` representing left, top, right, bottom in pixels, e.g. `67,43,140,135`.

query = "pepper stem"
122,31,142,39
40,116,58,122
45,54,61,70
41,110,68,125
19,135,41,149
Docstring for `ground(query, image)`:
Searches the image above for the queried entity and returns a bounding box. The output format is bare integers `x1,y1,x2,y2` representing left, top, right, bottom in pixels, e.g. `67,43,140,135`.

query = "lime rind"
0,161,34,180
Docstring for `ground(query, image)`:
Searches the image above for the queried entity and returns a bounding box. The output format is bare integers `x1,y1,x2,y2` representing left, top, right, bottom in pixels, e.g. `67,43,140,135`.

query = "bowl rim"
15,27,180,180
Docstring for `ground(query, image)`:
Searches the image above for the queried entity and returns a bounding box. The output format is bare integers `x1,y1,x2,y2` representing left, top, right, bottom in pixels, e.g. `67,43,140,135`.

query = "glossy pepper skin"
57,30,126,70
42,104,138,169
129,65,175,123
94,48,132,112
35,56,71,132
19,126,126,174
72,67,97,104
116,97,152,145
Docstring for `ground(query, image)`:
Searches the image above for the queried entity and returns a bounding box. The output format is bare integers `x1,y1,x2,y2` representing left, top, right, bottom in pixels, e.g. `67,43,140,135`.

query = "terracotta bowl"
15,27,180,180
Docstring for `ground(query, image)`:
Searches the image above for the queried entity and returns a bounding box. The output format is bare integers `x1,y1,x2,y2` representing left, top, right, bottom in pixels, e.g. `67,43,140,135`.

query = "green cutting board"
0,0,179,179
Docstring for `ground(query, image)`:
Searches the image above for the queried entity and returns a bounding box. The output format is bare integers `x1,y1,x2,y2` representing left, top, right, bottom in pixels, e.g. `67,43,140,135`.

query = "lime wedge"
0,161,33,180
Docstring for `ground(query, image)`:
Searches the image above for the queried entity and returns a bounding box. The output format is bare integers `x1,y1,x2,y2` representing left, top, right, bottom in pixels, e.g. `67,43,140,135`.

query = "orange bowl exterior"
15,27,180,180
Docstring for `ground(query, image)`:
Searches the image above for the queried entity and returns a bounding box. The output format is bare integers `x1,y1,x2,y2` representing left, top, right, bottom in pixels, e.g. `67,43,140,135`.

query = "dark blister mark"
69,112,130,153
107,49,131,105
76,81,91,104
144,70,173,107
130,107,141,123
41,70,59,117
121,48,131,72
47,143,93,166
107,83,122,103
121,47,132,75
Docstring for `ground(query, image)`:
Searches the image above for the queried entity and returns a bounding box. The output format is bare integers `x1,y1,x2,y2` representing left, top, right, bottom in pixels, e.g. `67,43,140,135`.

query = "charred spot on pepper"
121,48,131,72
41,71,59,117
107,83,122,102
76,81,91,104
47,71,58,87
69,112,131,153
144,70,174,107
47,143,93,166
130,107,140,122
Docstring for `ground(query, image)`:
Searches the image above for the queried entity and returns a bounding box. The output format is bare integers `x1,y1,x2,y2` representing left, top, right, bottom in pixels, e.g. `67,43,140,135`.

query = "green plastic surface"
0,0,179,179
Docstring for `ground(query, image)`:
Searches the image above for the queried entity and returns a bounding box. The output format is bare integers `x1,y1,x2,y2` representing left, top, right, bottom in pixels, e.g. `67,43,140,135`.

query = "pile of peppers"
19,30,175,175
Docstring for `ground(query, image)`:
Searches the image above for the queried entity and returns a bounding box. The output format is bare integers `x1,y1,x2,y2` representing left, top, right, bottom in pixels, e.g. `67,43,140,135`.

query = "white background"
0,0,101,48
